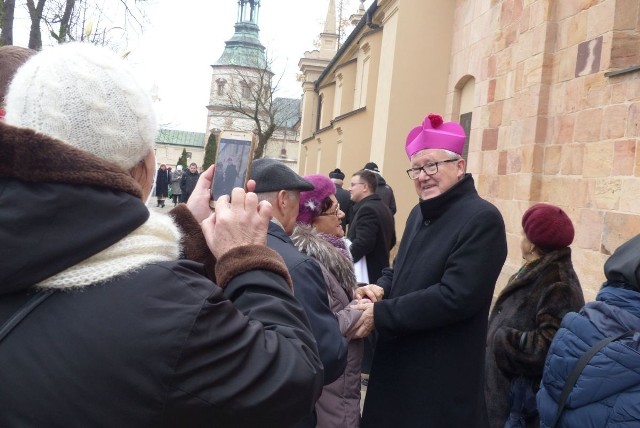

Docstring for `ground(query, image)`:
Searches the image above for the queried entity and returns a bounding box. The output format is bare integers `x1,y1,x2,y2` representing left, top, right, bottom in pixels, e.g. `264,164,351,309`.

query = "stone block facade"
449,0,640,301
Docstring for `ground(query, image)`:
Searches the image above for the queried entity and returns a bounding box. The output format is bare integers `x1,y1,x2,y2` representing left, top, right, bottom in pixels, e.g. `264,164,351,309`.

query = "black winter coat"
347,194,396,283
485,248,584,428
361,174,507,428
374,174,396,215
0,123,324,427
334,184,352,232
155,167,170,197
180,170,200,198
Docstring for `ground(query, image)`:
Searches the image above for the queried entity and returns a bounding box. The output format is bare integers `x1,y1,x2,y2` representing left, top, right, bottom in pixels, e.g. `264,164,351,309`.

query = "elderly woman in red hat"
485,203,585,428
290,174,368,428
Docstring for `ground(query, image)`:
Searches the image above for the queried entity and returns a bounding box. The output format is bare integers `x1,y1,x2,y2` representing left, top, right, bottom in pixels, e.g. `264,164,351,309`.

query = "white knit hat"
5,42,157,170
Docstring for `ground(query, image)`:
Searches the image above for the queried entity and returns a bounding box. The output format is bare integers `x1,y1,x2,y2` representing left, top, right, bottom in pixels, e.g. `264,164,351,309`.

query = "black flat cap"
250,158,315,193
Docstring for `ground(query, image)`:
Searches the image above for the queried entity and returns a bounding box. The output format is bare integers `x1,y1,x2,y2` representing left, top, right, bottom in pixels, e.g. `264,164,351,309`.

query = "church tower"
206,0,302,169
206,0,272,141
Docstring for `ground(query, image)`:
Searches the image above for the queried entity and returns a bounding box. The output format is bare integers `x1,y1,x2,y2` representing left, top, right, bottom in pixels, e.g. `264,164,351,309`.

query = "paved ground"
146,198,177,214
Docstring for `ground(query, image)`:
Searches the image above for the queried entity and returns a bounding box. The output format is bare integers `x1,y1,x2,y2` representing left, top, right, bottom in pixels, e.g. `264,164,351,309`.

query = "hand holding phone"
210,136,256,208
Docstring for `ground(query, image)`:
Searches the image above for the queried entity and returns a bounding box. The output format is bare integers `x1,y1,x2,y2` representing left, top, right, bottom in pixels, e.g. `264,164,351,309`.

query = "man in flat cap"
363,162,396,216
354,114,507,428
251,158,348,428
328,168,352,232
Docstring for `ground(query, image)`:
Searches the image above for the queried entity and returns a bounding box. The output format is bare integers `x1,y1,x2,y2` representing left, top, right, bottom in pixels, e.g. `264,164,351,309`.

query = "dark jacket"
267,222,349,428
291,224,364,428
374,173,396,215
180,169,200,198
347,194,396,283
155,167,170,197
361,174,507,428
334,184,352,232
0,123,324,427
485,248,584,428
537,235,640,428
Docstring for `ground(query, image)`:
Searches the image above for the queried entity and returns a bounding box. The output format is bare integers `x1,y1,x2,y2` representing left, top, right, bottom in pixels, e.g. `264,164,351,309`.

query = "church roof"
156,129,205,147
214,22,267,69
214,0,267,69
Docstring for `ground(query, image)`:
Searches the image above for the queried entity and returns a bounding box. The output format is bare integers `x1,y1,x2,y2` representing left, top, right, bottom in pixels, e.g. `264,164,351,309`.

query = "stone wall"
449,0,640,301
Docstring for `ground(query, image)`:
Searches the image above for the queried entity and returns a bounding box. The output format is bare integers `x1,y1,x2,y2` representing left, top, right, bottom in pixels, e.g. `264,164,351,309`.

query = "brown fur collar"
0,122,142,198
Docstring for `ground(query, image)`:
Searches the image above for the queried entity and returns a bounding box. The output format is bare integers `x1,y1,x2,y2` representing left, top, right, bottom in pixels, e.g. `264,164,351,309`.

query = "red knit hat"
522,203,574,251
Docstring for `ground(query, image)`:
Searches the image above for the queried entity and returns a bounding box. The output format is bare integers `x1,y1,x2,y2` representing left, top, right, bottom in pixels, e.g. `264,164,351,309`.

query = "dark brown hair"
0,46,37,104
353,169,377,193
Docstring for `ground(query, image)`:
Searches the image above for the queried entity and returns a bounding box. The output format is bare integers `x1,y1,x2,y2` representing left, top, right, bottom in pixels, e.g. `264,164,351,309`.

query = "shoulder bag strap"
551,329,636,428
0,289,54,344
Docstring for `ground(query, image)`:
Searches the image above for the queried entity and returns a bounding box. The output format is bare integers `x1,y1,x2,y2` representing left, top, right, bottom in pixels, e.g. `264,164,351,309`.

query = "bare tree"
2,0,147,50
1,0,17,45
220,55,300,160
26,0,46,49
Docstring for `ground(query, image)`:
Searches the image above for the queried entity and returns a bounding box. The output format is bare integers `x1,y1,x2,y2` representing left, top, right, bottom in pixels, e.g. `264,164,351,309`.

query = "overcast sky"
11,0,371,132
128,0,330,132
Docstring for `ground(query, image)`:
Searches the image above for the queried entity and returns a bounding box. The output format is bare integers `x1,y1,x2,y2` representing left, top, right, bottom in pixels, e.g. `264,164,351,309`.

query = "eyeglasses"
350,182,366,188
406,158,459,179
318,203,341,217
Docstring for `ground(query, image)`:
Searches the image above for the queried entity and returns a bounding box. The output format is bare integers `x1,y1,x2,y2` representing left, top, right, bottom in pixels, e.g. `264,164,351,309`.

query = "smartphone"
209,135,256,208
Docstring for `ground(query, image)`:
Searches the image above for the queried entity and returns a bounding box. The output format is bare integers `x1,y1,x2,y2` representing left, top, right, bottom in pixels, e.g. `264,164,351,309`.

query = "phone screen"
210,136,256,207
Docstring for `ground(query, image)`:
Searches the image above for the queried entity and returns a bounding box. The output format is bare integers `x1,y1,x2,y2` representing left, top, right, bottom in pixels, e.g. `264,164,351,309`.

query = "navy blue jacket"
537,284,640,427
267,222,348,385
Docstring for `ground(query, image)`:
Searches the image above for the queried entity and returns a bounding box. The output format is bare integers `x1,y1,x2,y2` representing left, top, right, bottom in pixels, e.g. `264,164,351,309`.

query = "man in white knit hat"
0,43,323,426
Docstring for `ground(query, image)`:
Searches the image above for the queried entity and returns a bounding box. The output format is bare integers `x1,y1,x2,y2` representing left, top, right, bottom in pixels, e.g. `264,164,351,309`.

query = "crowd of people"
1,42,638,428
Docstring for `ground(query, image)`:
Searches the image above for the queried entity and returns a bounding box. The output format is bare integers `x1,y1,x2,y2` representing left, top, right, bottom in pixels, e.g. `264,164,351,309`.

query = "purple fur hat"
297,174,336,224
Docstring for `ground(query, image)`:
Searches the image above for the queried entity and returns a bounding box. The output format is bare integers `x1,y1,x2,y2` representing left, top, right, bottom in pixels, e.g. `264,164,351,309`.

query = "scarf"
37,211,181,289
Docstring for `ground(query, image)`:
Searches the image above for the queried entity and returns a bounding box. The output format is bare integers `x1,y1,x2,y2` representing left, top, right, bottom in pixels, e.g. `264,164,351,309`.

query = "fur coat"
291,224,364,428
485,247,585,428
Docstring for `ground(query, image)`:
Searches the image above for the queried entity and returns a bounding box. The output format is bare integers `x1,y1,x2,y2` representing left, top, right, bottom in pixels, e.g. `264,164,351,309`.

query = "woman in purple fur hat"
291,174,368,428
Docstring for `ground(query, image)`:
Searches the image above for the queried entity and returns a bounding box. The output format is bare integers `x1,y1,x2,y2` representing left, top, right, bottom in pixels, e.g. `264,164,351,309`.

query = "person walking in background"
0,42,323,427
180,162,199,203
291,174,367,428
485,203,584,428
251,159,349,428
363,162,396,215
329,168,352,233
212,161,226,200
223,158,238,195
155,163,170,208
537,234,640,428
347,169,395,285
170,165,183,206
354,114,508,428
0,45,36,119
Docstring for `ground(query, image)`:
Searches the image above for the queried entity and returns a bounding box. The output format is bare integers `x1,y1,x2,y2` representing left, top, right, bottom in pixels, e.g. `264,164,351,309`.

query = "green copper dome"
215,1,267,69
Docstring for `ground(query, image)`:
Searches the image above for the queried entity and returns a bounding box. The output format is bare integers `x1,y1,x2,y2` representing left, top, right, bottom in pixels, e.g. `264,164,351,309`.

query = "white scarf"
37,211,181,289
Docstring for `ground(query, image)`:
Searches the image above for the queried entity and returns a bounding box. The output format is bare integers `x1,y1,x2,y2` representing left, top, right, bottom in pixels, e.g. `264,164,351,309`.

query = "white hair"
411,148,461,161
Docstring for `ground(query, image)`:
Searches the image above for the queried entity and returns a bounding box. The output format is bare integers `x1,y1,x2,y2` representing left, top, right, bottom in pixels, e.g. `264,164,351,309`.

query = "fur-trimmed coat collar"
0,122,163,292
0,121,143,198
291,223,357,298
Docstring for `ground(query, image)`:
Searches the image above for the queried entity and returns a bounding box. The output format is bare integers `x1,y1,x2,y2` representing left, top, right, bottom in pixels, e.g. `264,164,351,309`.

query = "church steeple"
215,0,266,68
318,0,339,58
